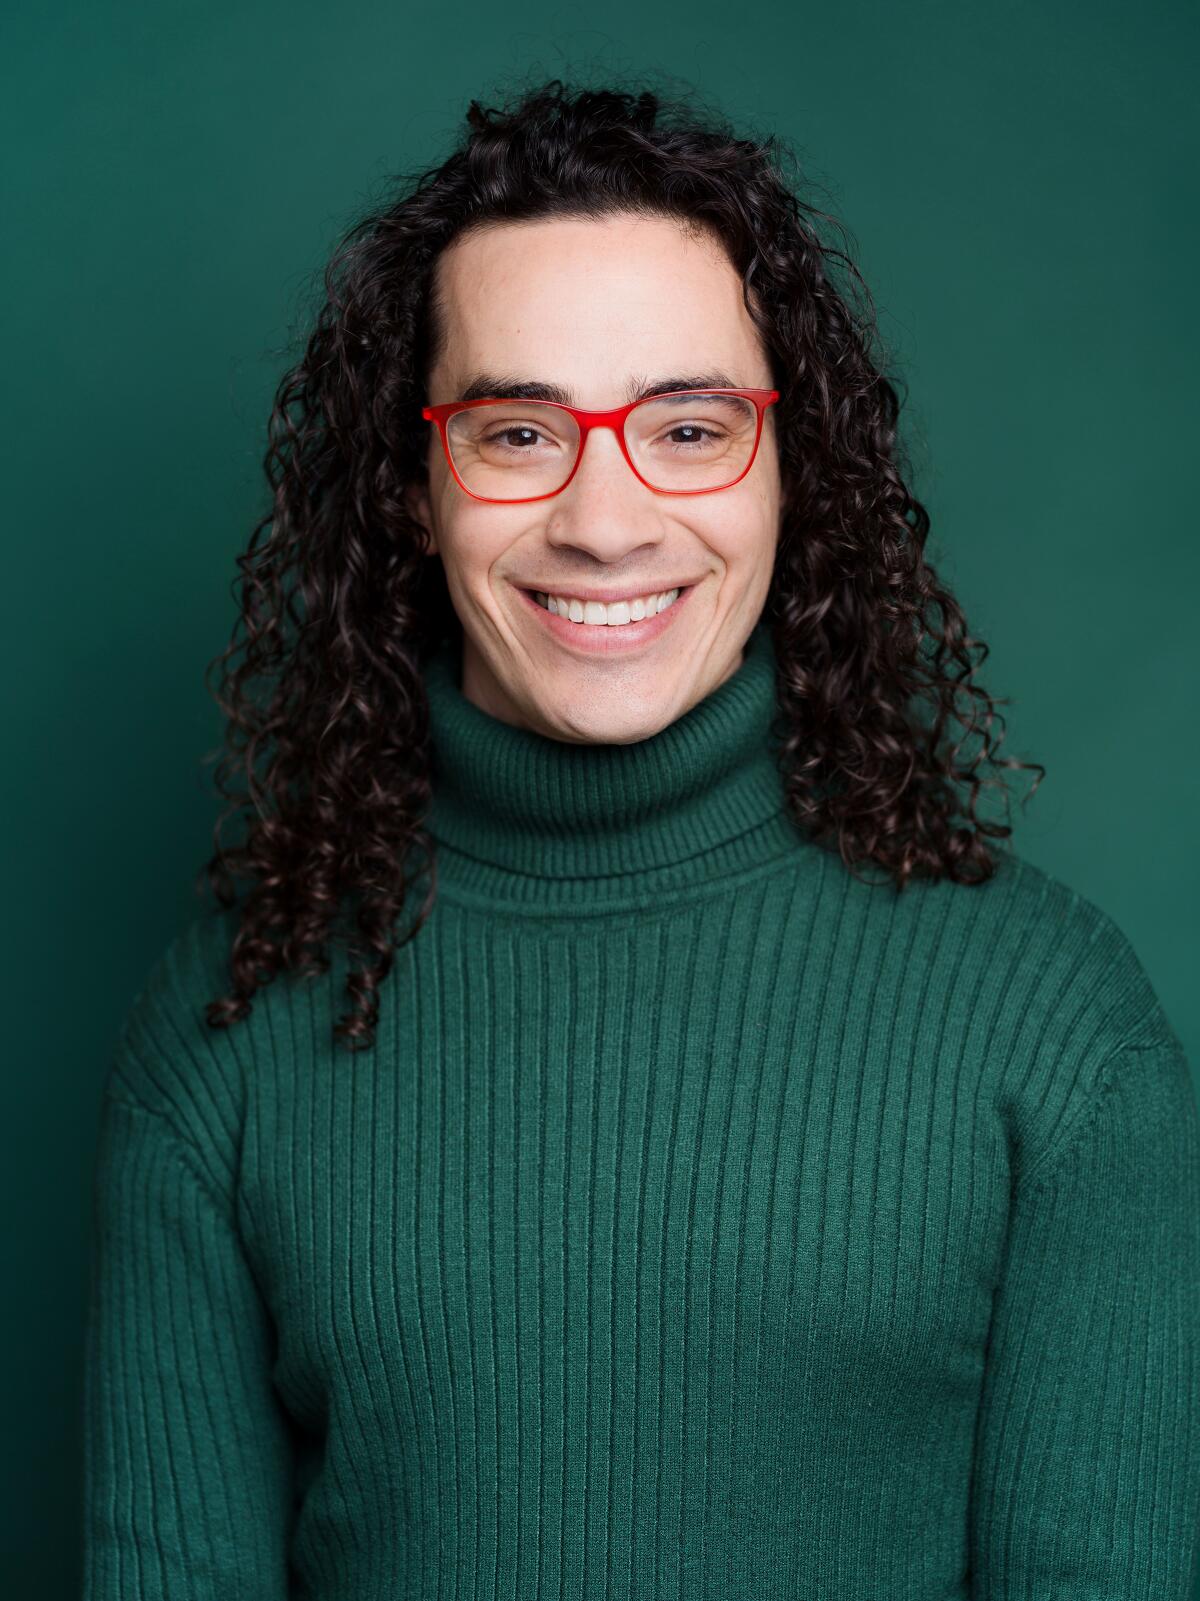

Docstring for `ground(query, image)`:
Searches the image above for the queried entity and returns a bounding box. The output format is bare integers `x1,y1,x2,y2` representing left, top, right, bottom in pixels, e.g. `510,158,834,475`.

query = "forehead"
428,212,768,398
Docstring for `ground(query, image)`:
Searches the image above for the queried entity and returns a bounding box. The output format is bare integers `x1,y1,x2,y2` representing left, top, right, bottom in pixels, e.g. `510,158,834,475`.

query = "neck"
420,620,815,913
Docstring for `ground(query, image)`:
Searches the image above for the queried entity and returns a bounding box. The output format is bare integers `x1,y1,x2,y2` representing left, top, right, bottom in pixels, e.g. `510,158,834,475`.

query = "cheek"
434,505,523,585
693,497,775,566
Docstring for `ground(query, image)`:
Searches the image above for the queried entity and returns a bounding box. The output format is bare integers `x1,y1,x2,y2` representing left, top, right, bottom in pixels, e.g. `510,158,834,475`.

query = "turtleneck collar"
420,619,815,912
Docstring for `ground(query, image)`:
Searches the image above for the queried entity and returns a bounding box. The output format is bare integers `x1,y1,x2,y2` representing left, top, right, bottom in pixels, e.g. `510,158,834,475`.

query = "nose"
542,421,665,562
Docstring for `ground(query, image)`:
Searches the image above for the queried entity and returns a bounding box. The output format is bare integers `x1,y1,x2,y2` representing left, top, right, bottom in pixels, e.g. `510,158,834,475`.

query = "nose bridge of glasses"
573,413,641,482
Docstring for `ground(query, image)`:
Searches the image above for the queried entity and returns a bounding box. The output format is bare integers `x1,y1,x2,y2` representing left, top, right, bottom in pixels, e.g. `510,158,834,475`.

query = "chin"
529,683,685,747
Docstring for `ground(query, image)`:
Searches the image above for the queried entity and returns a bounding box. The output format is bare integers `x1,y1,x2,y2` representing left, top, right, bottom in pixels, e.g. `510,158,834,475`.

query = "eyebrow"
455,370,742,406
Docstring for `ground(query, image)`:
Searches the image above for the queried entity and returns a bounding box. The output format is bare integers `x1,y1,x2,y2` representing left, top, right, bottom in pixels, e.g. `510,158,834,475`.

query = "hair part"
196,74,1044,1051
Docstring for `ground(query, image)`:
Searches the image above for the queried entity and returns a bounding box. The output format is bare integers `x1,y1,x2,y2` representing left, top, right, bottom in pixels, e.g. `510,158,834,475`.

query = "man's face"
405,211,782,744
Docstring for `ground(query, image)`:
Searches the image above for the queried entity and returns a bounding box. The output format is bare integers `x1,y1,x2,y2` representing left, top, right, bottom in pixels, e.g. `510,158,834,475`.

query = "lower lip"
516,585,696,654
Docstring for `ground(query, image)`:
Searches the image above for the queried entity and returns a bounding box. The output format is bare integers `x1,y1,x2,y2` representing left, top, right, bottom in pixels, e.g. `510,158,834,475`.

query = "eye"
480,425,558,454
485,426,539,448
656,423,725,452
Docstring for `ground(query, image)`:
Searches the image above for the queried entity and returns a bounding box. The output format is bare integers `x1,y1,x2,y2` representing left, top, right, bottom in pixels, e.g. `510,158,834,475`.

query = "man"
82,78,1200,1598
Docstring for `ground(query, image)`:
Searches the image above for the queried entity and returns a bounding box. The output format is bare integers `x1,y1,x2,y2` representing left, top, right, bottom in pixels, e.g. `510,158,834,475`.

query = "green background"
4,1,1196,1592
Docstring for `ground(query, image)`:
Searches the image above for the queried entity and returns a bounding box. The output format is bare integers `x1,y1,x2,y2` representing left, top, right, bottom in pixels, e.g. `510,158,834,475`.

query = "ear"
404,480,438,556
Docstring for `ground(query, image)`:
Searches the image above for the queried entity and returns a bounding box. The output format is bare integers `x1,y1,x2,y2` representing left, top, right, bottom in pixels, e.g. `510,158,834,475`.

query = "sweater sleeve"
968,1034,1200,1598
81,1089,296,1599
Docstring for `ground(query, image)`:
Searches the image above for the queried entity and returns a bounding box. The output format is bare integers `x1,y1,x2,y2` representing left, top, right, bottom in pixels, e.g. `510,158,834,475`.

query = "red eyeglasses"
421,387,780,504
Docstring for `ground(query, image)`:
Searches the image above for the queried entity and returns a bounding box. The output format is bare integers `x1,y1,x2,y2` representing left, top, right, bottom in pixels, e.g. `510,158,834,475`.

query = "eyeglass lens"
443,393,760,500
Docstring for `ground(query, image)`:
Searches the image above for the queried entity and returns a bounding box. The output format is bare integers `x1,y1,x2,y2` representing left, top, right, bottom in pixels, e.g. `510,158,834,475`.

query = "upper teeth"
534,588,682,625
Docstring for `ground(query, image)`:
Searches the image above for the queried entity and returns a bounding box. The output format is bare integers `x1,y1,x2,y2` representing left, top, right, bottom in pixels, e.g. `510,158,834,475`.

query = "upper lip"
519,580,696,603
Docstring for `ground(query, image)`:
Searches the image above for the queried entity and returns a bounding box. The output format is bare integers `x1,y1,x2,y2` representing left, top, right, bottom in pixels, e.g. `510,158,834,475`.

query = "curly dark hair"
196,73,1044,1051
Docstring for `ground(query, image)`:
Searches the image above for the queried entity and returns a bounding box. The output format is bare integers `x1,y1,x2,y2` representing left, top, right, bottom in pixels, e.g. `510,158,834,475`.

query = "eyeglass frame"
420,386,781,504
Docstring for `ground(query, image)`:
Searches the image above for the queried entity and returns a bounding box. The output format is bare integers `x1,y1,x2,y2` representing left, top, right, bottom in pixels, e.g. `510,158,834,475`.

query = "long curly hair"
197,73,1044,1051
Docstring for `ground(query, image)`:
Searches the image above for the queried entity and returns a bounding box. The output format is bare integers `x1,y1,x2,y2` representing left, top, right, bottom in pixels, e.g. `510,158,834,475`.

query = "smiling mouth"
523,586,691,626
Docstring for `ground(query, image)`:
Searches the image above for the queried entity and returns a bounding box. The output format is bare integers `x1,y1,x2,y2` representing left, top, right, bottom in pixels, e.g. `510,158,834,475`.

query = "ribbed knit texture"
82,619,1200,1599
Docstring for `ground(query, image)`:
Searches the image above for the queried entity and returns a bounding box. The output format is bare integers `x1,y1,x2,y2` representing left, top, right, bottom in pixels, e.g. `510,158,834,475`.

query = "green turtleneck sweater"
82,620,1200,1599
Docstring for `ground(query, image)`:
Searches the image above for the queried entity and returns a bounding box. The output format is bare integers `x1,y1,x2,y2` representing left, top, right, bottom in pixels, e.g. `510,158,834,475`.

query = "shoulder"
101,901,251,1188
972,847,1176,1057
914,846,1185,1182
820,841,1183,1175
847,840,1177,1058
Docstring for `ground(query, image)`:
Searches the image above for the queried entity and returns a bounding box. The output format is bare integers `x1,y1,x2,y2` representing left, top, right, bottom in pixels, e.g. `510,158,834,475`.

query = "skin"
404,211,782,745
